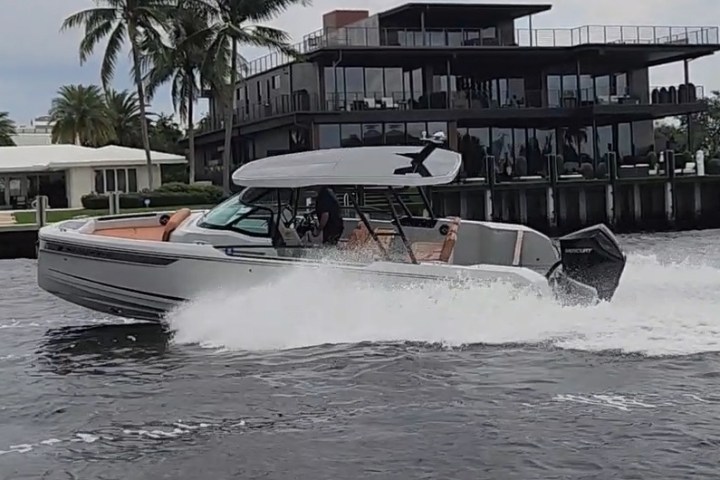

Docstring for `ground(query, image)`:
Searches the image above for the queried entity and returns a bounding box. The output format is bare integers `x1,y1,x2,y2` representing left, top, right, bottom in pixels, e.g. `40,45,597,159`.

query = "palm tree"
105,88,143,147
199,0,309,194
61,0,173,190
0,112,17,146
143,2,216,183
150,113,185,154
49,84,114,146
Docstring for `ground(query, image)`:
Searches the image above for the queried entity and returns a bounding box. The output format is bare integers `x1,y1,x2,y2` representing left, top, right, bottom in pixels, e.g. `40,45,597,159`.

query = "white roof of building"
0,144,187,173
232,145,461,188
11,133,53,146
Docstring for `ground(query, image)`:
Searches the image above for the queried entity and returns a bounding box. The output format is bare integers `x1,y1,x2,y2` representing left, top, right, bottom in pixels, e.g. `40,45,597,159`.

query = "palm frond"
100,23,127,89
60,7,116,32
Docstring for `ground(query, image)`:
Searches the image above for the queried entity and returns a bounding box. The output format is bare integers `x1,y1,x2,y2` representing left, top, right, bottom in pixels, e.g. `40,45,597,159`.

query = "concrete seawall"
0,225,38,260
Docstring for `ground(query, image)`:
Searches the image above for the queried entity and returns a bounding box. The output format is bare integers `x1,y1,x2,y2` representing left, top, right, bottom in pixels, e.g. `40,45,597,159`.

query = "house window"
93,168,139,194
272,74,281,89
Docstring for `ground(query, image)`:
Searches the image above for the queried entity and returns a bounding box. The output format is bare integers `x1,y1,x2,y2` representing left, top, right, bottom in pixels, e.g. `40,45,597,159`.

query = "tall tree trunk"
129,22,154,191
221,100,232,195
187,82,196,184
221,38,238,196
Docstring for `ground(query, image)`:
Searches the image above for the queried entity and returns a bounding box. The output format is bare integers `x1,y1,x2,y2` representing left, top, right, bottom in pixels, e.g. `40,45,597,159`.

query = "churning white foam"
167,254,720,356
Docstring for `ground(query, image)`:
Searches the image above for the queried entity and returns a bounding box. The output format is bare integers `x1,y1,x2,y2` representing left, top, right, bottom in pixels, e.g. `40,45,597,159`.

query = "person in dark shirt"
312,186,344,245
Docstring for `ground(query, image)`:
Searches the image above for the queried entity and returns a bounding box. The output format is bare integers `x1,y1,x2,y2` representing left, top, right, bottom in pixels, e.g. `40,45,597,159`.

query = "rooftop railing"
302,25,719,48
516,25,720,47
238,24,718,79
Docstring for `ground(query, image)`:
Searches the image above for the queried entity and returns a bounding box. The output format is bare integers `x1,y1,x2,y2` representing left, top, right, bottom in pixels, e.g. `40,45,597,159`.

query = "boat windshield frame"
198,188,281,238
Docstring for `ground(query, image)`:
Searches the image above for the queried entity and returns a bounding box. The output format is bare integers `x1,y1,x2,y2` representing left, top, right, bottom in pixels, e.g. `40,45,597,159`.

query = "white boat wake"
167,253,720,357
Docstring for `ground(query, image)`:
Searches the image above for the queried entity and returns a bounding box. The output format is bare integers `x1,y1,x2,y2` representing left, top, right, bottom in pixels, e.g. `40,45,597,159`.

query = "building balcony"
302,25,719,49
195,83,706,135
196,94,318,134
323,85,704,112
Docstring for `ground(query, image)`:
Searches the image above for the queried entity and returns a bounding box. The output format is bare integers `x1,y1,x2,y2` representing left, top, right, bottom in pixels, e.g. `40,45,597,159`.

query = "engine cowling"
556,223,626,302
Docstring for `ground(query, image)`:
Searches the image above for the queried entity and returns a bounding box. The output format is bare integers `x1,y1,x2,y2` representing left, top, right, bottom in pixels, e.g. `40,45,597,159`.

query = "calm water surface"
2,230,720,479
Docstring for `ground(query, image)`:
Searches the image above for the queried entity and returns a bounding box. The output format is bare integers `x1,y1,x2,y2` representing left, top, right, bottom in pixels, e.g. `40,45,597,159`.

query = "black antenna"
393,131,446,177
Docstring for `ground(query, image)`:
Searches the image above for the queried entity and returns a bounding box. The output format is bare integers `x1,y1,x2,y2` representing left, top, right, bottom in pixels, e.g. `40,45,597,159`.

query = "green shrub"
678,151,694,168
81,184,225,210
155,182,224,200
646,151,658,168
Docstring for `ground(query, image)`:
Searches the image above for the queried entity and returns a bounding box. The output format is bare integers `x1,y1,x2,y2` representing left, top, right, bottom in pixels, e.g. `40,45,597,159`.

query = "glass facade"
324,66,406,110
457,127,557,181
317,122,449,149
323,66,636,112
393,27,499,47
316,120,655,183
457,120,654,182
546,73,629,107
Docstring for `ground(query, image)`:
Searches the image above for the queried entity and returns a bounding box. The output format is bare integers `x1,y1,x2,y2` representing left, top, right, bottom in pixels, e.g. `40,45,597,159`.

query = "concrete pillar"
484,190,493,221
423,65,434,95
502,191,510,221
694,182,702,220
528,15,534,46
557,188,567,226
108,192,118,215
518,190,528,224
605,184,615,226
460,190,468,218
664,181,674,223
546,187,557,228
34,195,48,227
578,188,587,225
633,184,641,223
447,121,458,150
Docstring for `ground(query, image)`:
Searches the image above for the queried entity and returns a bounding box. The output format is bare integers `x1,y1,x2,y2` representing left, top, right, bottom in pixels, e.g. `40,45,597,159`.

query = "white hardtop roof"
232,145,462,188
0,144,187,173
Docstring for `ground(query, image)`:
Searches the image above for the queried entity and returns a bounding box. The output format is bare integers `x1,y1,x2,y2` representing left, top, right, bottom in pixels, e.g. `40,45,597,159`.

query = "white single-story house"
0,144,187,209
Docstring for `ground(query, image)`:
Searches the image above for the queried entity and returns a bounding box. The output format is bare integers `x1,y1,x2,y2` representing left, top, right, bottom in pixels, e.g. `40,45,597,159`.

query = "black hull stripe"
44,241,177,266
49,268,187,303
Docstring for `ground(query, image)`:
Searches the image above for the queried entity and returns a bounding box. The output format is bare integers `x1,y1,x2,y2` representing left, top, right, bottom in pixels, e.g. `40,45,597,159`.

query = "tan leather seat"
410,217,461,263
373,227,395,253
439,220,459,262
162,208,192,242
344,221,371,250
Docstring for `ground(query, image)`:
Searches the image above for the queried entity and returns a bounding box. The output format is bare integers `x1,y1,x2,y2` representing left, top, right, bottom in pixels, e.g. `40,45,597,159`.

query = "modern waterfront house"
188,2,720,233
0,145,187,209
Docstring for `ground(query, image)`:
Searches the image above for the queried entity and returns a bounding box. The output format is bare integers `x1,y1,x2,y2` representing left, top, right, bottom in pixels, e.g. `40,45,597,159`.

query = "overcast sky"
1,0,718,126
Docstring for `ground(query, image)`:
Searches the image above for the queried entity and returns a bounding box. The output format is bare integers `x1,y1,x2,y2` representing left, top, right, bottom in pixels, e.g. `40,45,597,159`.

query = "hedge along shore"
80,182,226,209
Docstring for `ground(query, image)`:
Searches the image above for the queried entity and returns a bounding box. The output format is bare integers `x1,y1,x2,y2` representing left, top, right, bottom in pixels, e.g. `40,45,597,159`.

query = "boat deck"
89,208,191,242
93,226,166,241
86,208,460,264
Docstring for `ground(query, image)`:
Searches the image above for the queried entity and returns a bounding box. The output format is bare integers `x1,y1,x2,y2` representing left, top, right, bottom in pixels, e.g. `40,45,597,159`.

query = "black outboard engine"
550,223,626,304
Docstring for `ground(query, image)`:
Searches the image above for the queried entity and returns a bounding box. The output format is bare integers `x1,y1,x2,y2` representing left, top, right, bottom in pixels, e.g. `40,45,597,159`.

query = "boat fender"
159,214,171,226
439,224,449,235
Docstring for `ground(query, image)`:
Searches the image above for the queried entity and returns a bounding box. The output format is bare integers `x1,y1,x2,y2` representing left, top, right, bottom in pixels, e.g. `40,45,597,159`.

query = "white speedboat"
37,132,626,321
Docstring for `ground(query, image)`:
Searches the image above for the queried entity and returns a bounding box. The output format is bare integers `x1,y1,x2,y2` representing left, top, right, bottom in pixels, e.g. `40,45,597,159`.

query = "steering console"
296,213,318,238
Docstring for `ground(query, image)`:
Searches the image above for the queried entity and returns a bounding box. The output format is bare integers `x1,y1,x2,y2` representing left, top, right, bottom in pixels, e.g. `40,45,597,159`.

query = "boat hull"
37,224,553,322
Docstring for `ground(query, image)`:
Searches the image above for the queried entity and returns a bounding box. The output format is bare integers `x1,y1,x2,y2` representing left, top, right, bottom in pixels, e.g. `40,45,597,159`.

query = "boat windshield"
199,192,274,237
